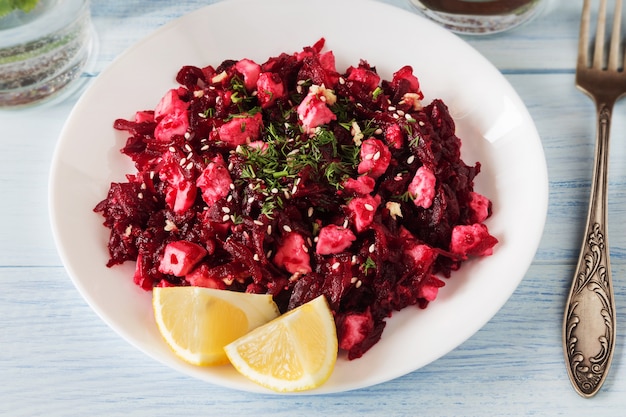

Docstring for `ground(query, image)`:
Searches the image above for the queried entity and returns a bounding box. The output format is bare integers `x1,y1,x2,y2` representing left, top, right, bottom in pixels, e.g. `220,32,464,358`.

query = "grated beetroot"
94,39,498,359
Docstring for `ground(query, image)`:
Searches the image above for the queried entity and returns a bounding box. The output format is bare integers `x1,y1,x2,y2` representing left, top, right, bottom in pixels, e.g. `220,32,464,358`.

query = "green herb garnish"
236,121,359,217
362,256,377,274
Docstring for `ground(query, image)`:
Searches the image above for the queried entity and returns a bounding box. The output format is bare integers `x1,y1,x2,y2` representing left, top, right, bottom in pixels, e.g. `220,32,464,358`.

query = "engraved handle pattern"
563,103,616,398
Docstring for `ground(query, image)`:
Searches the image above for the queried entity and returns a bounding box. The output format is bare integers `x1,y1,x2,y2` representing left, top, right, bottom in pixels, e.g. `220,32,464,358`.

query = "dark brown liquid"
418,0,538,16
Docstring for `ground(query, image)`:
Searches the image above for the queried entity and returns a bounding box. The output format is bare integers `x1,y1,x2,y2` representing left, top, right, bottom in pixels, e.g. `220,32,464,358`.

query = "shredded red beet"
94,38,498,360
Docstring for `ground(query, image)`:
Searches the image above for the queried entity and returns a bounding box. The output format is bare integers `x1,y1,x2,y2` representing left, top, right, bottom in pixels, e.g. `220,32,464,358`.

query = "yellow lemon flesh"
224,295,338,392
153,286,280,366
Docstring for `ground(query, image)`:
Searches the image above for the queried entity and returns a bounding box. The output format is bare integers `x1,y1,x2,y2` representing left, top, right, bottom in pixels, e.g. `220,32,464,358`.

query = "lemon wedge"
153,286,280,366
224,295,338,392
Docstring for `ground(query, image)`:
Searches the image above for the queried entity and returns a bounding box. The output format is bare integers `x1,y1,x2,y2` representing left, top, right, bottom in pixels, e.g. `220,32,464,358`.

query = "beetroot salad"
94,38,498,360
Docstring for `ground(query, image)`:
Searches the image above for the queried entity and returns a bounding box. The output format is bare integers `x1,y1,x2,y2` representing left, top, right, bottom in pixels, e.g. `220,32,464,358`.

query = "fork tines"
579,0,624,72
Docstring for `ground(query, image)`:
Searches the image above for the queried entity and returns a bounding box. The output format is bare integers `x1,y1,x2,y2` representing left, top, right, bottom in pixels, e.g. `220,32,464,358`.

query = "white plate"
49,0,548,394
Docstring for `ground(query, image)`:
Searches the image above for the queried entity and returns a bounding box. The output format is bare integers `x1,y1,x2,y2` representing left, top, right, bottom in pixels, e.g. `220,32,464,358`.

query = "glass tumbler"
0,0,94,109
408,0,546,35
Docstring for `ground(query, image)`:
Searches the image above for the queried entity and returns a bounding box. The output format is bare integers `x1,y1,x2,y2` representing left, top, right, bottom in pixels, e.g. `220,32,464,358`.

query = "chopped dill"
236,123,359,216
362,256,377,274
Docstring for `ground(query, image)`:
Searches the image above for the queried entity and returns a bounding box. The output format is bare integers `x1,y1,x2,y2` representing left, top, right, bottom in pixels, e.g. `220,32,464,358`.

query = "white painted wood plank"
2,262,626,416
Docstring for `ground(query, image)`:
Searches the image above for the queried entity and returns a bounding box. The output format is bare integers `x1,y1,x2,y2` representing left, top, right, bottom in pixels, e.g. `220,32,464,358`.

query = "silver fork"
563,0,625,398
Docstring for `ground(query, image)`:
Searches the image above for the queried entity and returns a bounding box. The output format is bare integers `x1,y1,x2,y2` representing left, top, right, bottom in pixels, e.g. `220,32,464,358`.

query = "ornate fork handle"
563,102,616,398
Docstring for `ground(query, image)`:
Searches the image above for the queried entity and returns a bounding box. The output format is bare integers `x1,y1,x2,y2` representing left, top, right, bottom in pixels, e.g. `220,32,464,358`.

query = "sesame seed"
374,128,383,135
222,214,230,222
296,85,302,94
200,145,209,151
396,110,405,116
168,146,176,153
271,188,279,194
283,225,292,233
313,236,319,243
307,237,313,246
137,192,143,199
308,207,314,217
248,196,255,204
364,153,374,160
418,121,425,126
184,144,192,152
164,220,177,232
266,250,273,258
350,122,363,136
351,256,358,265
343,219,349,228
184,132,191,140
230,215,236,223
331,262,340,270
222,207,231,213
140,183,146,190
179,157,187,166
369,243,375,253
372,151,381,161
254,220,263,226
267,225,272,235
393,113,400,119
339,77,345,85
407,155,415,164
351,277,358,284
297,79,306,85
253,254,260,261
388,106,396,111
149,171,155,179
230,183,236,190
302,245,309,253
364,203,374,211
227,195,233,202
187,151,193,159
356,280,362,288
186,162,193,170
291,185,298,195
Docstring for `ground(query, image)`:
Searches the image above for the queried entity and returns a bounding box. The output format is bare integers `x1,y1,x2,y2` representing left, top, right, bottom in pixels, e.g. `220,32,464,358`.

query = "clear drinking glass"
0,0,94,109
408,0,545,35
